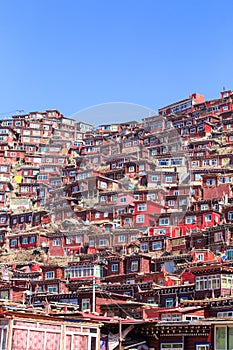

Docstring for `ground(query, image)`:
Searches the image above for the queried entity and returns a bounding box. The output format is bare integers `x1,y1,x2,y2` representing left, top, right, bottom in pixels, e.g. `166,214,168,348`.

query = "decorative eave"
138,322,211,337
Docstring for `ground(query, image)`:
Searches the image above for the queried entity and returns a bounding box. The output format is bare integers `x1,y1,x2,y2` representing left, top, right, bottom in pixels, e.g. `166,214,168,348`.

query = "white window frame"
53,238,61,246
159,217,169,226
185,216,196,224
82,298,90,311
47,285,57,294
45,271,55,280
140,243,148,251
118,235,126,243
136,214,145,223
205,214,212,222
111,264,119,272
137,203,147,211
165,298,174,308
66,237,72,244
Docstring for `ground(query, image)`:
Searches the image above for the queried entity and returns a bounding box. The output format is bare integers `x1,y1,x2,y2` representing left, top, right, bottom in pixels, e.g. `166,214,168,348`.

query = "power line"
0,109,25,116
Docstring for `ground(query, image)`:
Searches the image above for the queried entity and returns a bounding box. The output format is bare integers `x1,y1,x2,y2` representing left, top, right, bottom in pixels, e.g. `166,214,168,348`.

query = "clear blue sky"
1,0,233,123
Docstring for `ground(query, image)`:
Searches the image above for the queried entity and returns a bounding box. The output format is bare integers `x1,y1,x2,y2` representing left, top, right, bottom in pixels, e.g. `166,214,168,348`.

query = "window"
136,215,144,223
151,175,159,182
215,326,227,350
111,264,118,272
161,314,182,322
22,237,28,244
74,236,81,244
99,239,108,247
159,218,169,226
100,196,106,202
171,158,183,165
131,260,138,272
118,235,125,243
30,236,36,243
0,217,6,224
139,164,145,171
196,253,204,261
152,241,162,250
221,274,233,288
214,232,222,243
82,298,90,311
168,200,175,207
196,345,210,350
53,238,60,246
47,285,57,293
196,275,220,290
194,173,202,180
212,159,218,165
45,271,55,279
131,235,137,242
66,237,72,244
147,297,155,304
10,239,17,247
217,311,233,318
228,212,233,220
104,212,109,218
140,243,148,251
89,240,95,247
165,298,174,307
165,176,173,183
205,214,212,222
206,178,215,185
147,193,155,200
120,197,126,203
128,164,136,173
95,212,100,219
185,216,196,224
138,203,147,211
201,204,208,210
158,159,169,166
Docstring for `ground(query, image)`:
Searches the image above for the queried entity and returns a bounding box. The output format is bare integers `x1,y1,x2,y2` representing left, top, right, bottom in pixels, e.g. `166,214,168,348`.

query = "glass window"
53,238,60,246
131,260,138,272
66,237,72,244
82,298,90,311
165,298,174,307
45,271,54,279
111,264,118,272
216,326,226,350
118,235,125,243
159,218,169,226
136,215,144,223
185,216,196,224
140,243,148,251
48,285,57,293
138,203,147,211
22,237,28,244
205,214,212,222
151,175,159,182
152,241,162,250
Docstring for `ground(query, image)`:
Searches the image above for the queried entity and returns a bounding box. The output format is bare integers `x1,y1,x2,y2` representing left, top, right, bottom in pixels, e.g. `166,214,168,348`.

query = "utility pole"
119,318,122,350
92,276,96,313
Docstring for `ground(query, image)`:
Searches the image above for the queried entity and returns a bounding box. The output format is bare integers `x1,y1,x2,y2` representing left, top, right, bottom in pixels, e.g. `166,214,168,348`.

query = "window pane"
229,327,233,349
216,327,226,350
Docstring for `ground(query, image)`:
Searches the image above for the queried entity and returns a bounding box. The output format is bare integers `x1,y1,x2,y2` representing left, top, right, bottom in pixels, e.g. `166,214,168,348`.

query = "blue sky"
0,0,233,124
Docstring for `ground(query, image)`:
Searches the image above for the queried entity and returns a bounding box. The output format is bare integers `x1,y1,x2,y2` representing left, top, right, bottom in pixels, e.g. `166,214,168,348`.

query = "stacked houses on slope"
0,90,233,348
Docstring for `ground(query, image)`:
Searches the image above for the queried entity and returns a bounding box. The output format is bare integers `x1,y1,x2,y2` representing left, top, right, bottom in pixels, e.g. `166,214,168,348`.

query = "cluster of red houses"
0,90,233,349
